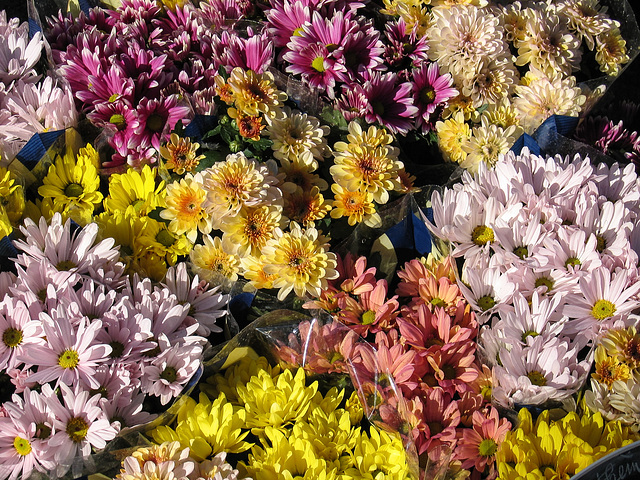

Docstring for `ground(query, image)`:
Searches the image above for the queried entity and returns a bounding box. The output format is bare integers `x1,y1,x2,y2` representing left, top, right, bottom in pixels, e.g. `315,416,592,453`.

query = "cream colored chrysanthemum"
435,111,471,162
500,2,537,45
220,204,283,257
516,11,582,77
559,0,619,50
480,98,523,137
513,75,586,133
279,160,329,194
430,0,488,7
441,90,478,121
227,67,287,118
190,234,241,284
203,152,282,229
461,121,518,172
261,223,338,301
461,56,519,108
160,172,211,242
241,255,277,291
330,122,403,205
595,27,629,77
429,5,507,78
267,107,330,168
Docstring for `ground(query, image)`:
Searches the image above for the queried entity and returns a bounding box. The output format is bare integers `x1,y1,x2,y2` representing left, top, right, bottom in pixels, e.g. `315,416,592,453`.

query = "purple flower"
336,86,368,121
266,0,312,49
356,71,418,134
384,18,430,74
411,62,458,133
134,94,191,151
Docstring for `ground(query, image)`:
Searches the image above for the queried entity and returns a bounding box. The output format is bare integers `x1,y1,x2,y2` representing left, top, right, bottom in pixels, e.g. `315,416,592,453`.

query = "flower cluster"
143,352,413,480
302,253,511,478
413,0,629,172
427,147,640,409
496,403,638,479
0,214,228,480
0,11,77,163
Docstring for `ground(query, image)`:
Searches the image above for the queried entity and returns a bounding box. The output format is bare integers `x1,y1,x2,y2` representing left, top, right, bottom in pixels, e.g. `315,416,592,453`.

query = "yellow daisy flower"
95,211,147,265
262,223,339,301
435,111,471,163
38,148,103,224
161,172,211,242
330,122,403,205
220,204,283,258
104,165,165,217
330,183,381,228
227,67,287,118
159,133,205,175
189,234,240,284
137,216,193,266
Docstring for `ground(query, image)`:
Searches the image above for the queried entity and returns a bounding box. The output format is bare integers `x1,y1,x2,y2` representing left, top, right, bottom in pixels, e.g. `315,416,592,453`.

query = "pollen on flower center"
513,245,528,259
527,370,547,386
420,86,436,104
3,327,23,348
471,225,494,245
591,299,617,320
58,349,80,369
66,416,89,443
478,438,498,457
13,436,31,456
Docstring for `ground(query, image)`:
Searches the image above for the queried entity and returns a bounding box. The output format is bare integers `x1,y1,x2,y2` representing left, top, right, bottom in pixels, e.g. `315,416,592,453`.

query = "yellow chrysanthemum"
203,152,282,230
240,255,278,291
227,67,287,118
104,165,165,217
214,74,235,105
435,111,471,163
592,345,631,387
38,148,103,224
189,234,240,284
330,122,403,205
76,143,100,169
137,216,192,266
279,160,328,194
461,122,518,172
283,186,331,228
595,27,629,76
0,168,22,236
152,393,252,462
236,367,318,435
345,427,411,480
220,204,283,258
262,223,339,301
94,211,148,269
601,326,640,368
330,183,381,228
161,173,211,242
242,426,337,480
159,133,205,175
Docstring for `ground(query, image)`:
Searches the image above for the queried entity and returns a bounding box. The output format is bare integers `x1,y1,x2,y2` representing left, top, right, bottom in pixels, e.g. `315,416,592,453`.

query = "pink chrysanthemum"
455,406,511,472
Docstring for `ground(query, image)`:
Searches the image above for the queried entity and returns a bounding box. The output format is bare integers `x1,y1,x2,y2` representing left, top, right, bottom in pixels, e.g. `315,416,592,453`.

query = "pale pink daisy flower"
575,199,633,258
10,261,75,316
426,342,479,396
0,296,44,371
19,308,111,390
0,16,42,83
591,162,640,210
492,335,590,408
458,266,515,322
0,414,54,480
46,383,118,465
506,265,579,299
5,387,56,453
537,228,601,273
162,263,229,336
563,266,640,338
491,213,545,267
103,390,157,430
95,309,154,365
141,343,202,405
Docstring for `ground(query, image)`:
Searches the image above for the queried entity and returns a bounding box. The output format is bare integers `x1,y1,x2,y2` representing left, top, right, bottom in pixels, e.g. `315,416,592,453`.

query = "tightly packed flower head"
427,148,640,408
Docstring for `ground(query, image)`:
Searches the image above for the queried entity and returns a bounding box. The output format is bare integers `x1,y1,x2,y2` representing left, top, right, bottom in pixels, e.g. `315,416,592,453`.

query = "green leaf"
196,149,227,171
320,105,348,130
148,206,169,224
202,125,222,140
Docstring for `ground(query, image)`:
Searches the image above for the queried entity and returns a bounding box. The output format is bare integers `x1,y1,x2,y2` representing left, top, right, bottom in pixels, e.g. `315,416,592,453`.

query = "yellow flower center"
64,183,84,198
66,416,89,443
430,297,446,308
513,246,528,259
311,56,326,72
156,229,176,248
521,330,539,342
35,422,51,440
109,114,126,129
592,299,616,320
471,225,494,246
361,310,376,325
527,370,547,386
56,260,77,271
478,438,498,457
58,349,80,369
108,93,120,103
596,234,607,253
160,366,178,383
3,327,23,348
13,436,31,456
534,276,554,292
420,86,436,104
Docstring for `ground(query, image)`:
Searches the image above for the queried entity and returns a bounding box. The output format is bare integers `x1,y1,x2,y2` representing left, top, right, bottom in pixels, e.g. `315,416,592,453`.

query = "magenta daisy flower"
200,0,247,30
46,383,118,465
411,63,458,133
116,45,172,100
356,71,418,135
339,18,385,83
75,66,134,108
336,86,368,121
19,308,111,390
134,95,191,151
223,29,274,74
265,0,312,49
384,18,430,72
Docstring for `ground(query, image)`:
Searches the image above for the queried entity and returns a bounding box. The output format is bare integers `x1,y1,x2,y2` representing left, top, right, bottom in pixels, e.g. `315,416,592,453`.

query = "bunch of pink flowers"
0,213,228,480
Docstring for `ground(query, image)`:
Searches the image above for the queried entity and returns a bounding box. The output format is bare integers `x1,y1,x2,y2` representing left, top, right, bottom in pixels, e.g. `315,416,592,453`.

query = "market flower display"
0,0,639,478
